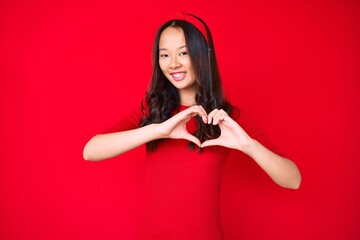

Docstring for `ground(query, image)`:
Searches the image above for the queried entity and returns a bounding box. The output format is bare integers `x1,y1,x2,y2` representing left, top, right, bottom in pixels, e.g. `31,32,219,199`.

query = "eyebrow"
159,45,187,51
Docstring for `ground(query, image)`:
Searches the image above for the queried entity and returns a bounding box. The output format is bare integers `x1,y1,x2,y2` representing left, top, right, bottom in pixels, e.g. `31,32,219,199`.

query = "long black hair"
140,14,235,151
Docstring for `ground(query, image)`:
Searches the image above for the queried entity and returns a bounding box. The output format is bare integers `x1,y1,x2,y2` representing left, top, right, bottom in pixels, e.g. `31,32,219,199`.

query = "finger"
183,134,201,147
207,109,219,124
196,105,208,123
197,105,208,123
201,139,221,148
188,105,207,123
180,107,202,119
213,115,227,125
198,105,207,113
213,110,229,125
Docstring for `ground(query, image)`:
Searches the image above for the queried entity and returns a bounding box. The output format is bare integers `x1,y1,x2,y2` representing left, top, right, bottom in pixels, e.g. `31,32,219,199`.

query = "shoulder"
230,105,260,136
101,102,144,134
230,105,285,156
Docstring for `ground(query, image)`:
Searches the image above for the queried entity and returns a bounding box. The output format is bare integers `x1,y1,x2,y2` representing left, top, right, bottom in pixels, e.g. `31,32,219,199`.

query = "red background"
1,0,359,239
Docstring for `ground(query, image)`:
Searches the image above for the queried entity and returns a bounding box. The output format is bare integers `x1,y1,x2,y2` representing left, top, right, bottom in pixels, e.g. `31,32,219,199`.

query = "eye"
179,51,188,56
159,53,169,58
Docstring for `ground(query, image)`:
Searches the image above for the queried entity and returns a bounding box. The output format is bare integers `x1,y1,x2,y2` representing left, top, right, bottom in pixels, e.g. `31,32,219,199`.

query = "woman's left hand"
201,109,254,152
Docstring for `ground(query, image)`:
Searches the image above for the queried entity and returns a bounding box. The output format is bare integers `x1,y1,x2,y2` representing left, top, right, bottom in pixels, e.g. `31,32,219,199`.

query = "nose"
169,56,181,70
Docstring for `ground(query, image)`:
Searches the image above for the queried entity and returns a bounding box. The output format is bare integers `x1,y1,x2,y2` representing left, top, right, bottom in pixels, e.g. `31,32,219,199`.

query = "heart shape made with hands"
198,111,251,150
164,105,249,150
196,110,236,149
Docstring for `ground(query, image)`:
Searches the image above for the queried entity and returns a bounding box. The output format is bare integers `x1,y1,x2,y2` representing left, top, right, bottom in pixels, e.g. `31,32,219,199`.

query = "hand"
201,109,254,152
158,105,207,147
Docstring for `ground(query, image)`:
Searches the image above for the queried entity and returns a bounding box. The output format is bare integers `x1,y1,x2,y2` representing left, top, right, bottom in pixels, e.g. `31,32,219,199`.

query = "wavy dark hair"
140,14,236,151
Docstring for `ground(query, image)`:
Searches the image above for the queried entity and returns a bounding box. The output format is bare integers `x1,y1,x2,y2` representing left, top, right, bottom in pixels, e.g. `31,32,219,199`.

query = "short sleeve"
232,108,285,157
101,105,143,134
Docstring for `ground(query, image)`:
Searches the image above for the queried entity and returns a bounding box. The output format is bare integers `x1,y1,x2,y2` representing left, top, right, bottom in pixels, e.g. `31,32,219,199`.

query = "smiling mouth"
170,72,186,81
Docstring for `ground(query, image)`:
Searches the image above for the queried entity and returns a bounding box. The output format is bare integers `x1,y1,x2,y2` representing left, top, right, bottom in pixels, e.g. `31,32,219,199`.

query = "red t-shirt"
103,105,279,239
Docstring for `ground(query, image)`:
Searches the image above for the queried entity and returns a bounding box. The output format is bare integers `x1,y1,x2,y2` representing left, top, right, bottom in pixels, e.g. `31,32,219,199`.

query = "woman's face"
158,27,196,98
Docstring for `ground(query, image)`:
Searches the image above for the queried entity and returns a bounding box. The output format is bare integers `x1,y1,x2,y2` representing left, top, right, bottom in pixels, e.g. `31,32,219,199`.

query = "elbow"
286,170,302,190
83,135,108,161
283,159,302,190
293,173,302,190
276,167,302,190
83,138,98,161
279,177,301,190
292,165,302,189
83,151,91,161
83,145,93,161
290,178,301,190
83,134,106,161
83,148,100,161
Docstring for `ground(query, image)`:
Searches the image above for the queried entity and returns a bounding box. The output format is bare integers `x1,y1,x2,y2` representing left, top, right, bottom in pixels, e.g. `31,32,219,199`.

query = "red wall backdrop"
1,0,359,239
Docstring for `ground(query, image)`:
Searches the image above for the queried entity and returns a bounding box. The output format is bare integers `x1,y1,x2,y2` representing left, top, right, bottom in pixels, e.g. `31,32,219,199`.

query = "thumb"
201,139,221,148
183,134,201,147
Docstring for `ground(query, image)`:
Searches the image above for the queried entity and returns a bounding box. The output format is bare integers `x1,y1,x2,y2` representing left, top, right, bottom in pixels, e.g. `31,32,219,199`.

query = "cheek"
158,61,167,73
186,63,195,77
184,59,194,72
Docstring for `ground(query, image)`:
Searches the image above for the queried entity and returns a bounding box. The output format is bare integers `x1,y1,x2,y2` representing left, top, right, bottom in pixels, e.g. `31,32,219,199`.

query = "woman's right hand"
157,105,208,147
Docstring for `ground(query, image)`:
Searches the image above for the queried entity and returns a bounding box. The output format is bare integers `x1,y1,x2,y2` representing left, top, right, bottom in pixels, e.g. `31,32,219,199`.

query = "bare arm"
83,105,207,161
202,109,301,189
83,124,161,161
241,139,301,189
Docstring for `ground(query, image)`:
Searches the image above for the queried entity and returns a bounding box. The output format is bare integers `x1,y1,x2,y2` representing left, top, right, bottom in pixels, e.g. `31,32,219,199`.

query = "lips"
170,72,186,81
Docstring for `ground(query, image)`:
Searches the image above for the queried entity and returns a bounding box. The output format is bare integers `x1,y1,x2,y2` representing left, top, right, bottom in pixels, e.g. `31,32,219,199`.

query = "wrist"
152,123,167,139
238,138,257,156
151,123,161,138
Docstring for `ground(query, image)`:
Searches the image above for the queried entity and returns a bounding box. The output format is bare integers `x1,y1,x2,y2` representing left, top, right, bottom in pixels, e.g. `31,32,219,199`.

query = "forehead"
159,27,186,49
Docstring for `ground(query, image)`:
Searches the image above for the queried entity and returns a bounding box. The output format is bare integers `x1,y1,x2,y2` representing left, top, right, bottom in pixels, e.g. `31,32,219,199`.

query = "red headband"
172,11,209,44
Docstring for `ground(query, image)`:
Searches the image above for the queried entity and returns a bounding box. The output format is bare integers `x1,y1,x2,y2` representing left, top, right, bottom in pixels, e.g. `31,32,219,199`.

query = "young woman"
83,12,301,240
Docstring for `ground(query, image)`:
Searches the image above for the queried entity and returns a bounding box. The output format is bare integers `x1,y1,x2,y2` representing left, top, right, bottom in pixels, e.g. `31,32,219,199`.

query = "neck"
179,88,196,106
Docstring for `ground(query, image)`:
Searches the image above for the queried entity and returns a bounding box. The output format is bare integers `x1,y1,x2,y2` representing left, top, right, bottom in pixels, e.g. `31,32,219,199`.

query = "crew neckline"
178,104,192,110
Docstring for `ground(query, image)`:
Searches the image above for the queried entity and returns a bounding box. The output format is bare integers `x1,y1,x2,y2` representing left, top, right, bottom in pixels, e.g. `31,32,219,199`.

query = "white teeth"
171,72,186,80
